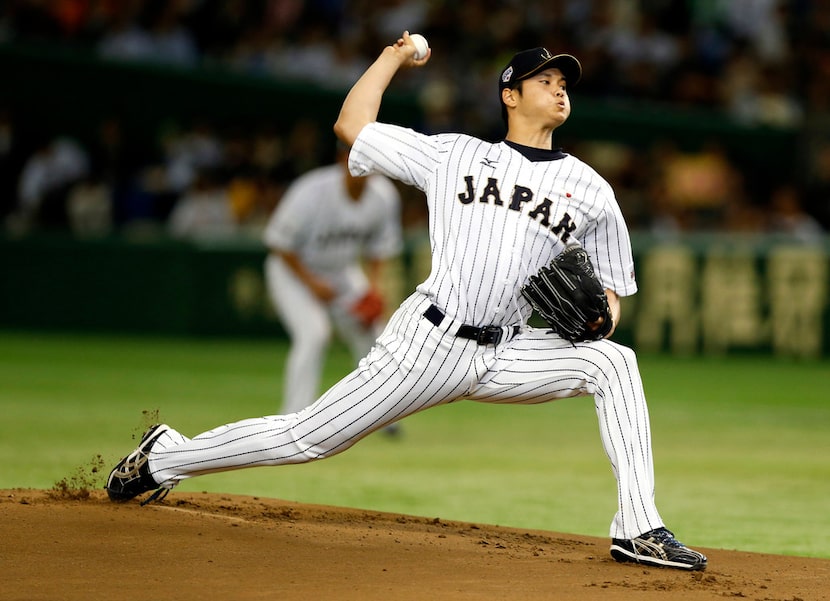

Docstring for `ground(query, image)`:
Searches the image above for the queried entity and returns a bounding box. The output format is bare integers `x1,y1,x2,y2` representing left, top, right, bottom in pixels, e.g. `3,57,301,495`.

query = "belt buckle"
478,326,502,345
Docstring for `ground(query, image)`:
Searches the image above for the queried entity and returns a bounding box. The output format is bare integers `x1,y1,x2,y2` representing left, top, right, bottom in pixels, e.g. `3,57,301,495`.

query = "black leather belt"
423,304,518,346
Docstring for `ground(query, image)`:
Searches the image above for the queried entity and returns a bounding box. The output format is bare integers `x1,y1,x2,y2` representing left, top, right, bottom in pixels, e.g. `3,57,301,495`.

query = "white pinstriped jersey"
146,122,666,540
349,122,637,328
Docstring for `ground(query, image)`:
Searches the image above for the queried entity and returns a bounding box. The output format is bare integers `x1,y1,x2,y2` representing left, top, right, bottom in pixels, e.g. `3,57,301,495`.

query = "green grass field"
1,331,828,559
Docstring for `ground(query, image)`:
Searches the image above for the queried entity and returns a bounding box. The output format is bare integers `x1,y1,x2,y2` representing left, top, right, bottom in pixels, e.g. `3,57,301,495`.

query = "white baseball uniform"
147,122,663,540
263,163,402,414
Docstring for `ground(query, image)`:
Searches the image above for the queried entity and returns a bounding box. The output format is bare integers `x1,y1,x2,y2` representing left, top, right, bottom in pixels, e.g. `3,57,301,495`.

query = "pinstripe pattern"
349,123,637,327
146,122,663,540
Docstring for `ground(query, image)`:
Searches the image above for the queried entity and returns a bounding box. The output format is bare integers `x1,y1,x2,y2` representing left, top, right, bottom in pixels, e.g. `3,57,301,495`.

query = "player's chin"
547,115,569,129
548,108,570,125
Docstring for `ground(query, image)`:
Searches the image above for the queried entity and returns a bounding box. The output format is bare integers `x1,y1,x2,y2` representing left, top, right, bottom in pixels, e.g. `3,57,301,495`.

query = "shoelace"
118,448,149,480
651,528,683,547
140,487,171,506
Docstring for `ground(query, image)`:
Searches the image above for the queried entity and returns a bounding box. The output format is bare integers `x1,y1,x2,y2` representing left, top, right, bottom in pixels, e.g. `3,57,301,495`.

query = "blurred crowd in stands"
0,0,828,240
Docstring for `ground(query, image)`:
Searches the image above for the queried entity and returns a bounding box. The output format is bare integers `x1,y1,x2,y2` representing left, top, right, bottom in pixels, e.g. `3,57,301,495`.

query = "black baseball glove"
521,246,613,342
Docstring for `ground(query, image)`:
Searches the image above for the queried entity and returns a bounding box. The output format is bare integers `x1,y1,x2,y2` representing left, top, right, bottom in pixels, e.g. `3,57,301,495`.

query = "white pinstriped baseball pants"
149,291,664,539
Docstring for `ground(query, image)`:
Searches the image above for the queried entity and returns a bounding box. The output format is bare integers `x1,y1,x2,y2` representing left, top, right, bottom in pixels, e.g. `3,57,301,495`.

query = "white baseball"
410,33,429,60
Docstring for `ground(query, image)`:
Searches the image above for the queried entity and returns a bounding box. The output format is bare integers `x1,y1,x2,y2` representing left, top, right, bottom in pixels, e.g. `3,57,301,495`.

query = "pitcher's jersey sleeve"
348,122,441,192
576,172,637,297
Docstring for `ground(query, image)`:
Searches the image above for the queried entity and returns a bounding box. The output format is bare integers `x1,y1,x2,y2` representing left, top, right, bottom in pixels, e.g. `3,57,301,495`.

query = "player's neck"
504,126,555,150
503,140,567,162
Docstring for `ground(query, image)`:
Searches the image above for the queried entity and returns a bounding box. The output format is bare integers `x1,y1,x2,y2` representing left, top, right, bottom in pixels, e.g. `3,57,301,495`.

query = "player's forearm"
277,251,312,286
605,289,621,336
335,32,429,146
276,250,335,302
334,48,403,146
365,258,384,290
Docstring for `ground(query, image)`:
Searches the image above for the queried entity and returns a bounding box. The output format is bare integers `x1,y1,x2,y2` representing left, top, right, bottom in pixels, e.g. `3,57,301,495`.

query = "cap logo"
501,66,513,83
541,48,552,60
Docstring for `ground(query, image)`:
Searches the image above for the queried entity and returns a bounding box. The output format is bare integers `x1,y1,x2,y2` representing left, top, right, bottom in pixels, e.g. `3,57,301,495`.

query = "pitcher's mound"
3,489,827,601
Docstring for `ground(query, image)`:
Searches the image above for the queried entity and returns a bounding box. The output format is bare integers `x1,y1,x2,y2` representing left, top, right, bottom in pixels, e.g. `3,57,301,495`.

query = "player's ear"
501,87,517,108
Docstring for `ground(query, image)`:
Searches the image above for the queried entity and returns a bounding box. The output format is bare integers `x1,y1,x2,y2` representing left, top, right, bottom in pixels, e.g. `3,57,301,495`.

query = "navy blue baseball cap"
499,47,582,91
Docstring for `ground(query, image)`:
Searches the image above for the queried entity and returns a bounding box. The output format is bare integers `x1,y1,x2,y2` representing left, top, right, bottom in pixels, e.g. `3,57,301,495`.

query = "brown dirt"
2,488,828,601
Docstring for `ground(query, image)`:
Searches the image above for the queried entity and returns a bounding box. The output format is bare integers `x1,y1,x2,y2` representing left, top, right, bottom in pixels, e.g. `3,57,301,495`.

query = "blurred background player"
263,144,403,430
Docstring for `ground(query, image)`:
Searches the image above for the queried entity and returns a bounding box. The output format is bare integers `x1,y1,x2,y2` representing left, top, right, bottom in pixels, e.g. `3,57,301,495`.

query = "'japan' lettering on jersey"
349,122,636,327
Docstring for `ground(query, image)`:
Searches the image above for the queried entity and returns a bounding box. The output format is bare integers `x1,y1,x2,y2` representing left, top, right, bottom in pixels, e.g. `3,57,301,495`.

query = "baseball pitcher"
107,34,707,572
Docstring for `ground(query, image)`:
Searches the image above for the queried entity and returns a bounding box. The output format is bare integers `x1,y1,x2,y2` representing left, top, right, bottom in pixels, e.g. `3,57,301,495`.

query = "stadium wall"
1,233,828,357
